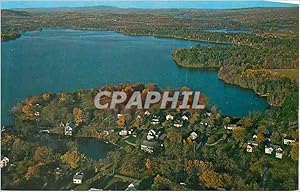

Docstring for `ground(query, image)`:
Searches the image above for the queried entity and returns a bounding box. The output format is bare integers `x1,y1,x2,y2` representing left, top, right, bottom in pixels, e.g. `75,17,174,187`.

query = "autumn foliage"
185,160,224,189
73,107,84,125
60,151,86,169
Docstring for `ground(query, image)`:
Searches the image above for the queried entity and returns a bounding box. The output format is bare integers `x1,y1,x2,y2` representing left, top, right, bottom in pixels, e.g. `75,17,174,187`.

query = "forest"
1,7,299,41
172,39,299,107
1,83,298,190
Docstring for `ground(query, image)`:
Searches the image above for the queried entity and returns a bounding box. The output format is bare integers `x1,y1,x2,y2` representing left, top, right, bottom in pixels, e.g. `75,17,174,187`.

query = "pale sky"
0,0,297,1
1,0,298,4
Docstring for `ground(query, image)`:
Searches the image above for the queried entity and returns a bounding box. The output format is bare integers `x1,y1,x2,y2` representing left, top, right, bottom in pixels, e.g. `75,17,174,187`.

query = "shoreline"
1,26,237,46
172,52,278,107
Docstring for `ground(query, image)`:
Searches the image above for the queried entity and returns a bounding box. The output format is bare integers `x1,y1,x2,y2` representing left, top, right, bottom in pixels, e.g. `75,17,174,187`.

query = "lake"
1,28,268,124
1,1,297,9
33,134,116,160
77,138,117,159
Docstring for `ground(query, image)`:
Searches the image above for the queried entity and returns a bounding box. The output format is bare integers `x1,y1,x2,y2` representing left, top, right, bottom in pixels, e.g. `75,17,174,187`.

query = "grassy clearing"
247,69,298,83
270,69,299,82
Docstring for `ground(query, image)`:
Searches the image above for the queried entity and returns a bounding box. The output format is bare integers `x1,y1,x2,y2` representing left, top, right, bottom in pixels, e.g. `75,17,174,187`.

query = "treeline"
1,7,298,42
218,65,298,107
1,31,21,41
172,43,298,108
173,43,298,69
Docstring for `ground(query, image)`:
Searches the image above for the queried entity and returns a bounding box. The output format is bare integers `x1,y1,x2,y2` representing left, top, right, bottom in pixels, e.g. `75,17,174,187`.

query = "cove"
1,28,268,124
77,138,117,160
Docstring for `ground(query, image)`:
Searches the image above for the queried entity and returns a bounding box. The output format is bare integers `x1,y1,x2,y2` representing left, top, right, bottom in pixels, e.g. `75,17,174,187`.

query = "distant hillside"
1,9,31,17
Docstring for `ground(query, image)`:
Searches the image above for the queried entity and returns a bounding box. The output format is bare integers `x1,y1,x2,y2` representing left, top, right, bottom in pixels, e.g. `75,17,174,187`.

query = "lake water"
77,138,116,159
1,28,268,125
33,134,115,160
1,1,298,9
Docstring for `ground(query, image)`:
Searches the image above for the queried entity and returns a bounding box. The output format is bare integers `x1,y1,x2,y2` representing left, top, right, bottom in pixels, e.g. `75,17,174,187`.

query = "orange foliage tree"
73,107,84,125
60,151,86,170
33,146,51,163
25,163,42,180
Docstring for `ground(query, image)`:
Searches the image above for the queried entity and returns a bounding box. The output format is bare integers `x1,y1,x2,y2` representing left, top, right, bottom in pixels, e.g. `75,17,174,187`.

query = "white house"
141,140,158,153
252,134,258,140
146,129,156,140
126,181,140,191
119,129,128,136
117,113,124,118
73,172,84,184
246,144,253,153
190,132,198,140
265,146,274,154
206,112,212,117
0,157,9,168
166,114,174,121
1,126,6,133
39,130,50,134
224,124,237,130
174,122,183,128
182,115,189,121
283,138,295,145
246,141,258,153
104,130,109,136
151,118,160,125
64,122,75,136
144,111,151,116
275,147,283,159
249,141,259,147
54,167,63,175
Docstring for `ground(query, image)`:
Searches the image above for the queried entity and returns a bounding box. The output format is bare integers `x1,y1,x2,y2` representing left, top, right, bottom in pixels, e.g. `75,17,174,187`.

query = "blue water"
1,1,297,9
1,29,268,125
205,29,253,33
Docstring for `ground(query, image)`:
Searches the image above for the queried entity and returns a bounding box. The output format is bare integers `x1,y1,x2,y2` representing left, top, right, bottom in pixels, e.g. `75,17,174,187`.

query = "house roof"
190,132,198,139
148,129,156,136
73,173,84,180
284,137,295,141
141,140,158,147
248,140,258,146
271,144,283,151
182,115,189,120
126,181,140,191
66,122,76,128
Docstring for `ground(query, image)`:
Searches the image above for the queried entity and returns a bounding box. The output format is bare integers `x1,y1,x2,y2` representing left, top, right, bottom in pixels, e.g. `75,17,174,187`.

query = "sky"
1,0,298,5
0,0,298,2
